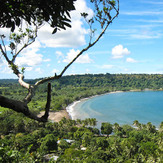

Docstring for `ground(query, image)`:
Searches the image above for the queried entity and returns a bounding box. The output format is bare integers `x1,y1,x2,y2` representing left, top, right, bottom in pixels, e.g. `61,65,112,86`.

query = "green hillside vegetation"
1,73,163,112
0,73,163,162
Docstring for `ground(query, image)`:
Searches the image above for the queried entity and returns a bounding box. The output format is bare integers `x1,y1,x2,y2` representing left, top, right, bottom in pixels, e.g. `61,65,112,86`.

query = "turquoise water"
72,91,163,127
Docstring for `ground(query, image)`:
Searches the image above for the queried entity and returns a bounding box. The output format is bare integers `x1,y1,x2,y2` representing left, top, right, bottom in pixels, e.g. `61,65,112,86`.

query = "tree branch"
0,82,52,122
35,0,119,87
0,44,11,64
60,1,119,77
11,26,38,63
0,0,119,122
40,83,51,121
18,74,30,89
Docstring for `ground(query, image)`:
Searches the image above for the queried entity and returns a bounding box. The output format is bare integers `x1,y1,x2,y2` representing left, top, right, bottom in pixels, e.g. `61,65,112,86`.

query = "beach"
39,90,152,123
38,109,70,122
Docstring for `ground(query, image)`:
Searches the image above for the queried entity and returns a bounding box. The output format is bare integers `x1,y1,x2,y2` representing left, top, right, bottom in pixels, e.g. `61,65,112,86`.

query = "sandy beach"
39,90,136,123
38,110,70,122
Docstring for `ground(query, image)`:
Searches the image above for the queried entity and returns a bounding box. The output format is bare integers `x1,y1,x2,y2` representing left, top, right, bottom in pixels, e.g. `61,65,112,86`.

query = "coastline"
39,89,162,123
65,89,162,121
66,90,125,120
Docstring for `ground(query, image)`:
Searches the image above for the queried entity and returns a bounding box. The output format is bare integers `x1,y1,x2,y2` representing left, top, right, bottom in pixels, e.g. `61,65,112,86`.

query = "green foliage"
1,0,76,32
40,134,57,153
101,122,113,136
0,74,163,162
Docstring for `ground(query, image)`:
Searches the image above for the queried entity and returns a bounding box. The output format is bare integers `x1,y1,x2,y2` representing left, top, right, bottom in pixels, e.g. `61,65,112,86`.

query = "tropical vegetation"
0,73,163,162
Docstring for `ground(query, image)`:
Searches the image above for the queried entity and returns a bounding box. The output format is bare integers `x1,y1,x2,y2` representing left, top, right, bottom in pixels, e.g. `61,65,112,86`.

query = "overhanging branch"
35,0,119,87
0,83,52,122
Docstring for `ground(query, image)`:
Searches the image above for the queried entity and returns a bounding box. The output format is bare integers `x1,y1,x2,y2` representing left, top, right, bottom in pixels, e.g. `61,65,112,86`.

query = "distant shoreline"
41,89,162,122
65,89,163,121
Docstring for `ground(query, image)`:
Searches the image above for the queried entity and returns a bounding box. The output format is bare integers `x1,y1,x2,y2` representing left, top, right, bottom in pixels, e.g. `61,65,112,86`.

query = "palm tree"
133,120,141,130
76,119,82,126
146,122,156,133
82,119,89,127
91,118,97,127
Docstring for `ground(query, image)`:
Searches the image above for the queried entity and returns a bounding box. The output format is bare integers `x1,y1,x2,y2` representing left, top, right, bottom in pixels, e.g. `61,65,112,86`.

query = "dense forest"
0,73,163,162
1,73,163,112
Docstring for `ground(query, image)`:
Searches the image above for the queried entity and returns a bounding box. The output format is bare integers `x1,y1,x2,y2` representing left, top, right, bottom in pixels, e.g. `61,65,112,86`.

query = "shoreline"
66,90,125,120
65,89,162,121
39,89,162,123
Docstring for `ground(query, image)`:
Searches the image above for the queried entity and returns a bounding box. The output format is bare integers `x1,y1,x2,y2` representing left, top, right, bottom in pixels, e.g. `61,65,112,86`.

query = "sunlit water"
68,91,163,128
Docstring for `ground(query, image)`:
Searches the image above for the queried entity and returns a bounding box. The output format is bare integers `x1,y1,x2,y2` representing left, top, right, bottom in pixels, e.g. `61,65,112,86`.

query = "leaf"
52,28,57,34
21,67,25,74
63,22,71,28
9,42,16,50
81,12,88,18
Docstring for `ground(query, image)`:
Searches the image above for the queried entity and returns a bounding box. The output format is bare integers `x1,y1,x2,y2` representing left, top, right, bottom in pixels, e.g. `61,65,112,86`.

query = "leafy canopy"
0,0,76,33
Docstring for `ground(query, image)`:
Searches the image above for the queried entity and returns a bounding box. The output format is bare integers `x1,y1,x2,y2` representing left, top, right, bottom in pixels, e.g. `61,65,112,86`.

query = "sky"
1,0,163,79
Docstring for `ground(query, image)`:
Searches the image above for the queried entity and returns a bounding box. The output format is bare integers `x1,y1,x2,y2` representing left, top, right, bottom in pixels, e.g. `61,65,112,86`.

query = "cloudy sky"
1,0,163,79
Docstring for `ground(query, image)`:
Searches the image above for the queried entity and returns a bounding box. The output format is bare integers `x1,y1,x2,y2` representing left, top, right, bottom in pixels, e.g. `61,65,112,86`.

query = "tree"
101,122,113,136
0,0,76,33
0,0,119,122
40,134,57,153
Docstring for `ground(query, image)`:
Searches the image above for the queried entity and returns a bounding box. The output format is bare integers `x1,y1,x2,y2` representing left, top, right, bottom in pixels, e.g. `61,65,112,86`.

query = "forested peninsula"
0,73,163,162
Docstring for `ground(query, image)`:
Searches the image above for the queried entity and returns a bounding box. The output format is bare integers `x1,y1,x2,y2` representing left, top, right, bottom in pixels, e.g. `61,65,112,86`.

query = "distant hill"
1,73,163,90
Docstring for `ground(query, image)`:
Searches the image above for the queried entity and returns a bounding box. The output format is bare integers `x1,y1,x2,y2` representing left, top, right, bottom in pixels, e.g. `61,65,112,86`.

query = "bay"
69,91,163,127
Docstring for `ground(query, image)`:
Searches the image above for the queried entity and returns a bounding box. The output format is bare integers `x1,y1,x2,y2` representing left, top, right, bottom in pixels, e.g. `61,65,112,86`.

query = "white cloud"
126,58,138,63
101,65,114,69
74,0,94,19
0,28,10,38
0,59,12,74
26,67,33,71
47,64,51,67
37,0,93,48
130,33,161,39
63,49,93,63
35,67,42,74
15,40,50,69
56,51,64,58
112,45,131,59
43,59,51,62
52,69,59,74
121,11,163,16
15,50,43,67
142,1,163,5
0,63,13,74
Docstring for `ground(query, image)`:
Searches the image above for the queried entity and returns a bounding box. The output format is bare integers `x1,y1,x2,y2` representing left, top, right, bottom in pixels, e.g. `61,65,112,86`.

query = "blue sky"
1,0,163,79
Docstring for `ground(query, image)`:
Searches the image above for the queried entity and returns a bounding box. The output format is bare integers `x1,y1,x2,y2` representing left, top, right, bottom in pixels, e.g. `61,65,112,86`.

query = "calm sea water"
71,91,163,127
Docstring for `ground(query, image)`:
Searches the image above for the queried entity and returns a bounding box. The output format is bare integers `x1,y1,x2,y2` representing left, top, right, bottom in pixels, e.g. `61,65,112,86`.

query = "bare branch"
60,0,119,77
0,35,7,54
35,0,119,87
40,83,51,121
0,44,11,64
35,74,61,86
18,74,30,89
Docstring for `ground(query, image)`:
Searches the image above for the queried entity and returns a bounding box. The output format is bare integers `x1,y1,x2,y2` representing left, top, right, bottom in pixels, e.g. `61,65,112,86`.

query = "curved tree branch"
35,0,119,86
11,25,38,63
0,82,52,122
18,74,30,89
0,0,119,122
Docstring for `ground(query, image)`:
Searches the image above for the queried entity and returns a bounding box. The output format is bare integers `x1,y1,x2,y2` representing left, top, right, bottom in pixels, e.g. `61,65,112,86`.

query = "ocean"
67,91,163,128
